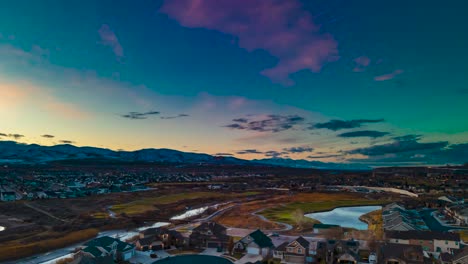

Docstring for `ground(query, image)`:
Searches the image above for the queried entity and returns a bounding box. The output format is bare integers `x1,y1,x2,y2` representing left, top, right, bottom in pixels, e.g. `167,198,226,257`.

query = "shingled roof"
386,230,460,241
248,229,273,248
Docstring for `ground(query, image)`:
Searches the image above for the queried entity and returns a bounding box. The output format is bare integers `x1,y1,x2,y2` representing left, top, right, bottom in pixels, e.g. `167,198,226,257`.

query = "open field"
112,191,260,215
215,192,388,231
261,200,384,226
0,187,264,262
360,209,383,239
0,228,98,262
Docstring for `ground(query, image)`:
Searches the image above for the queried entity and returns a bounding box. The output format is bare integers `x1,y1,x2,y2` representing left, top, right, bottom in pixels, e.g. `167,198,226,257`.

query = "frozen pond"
171,207,209,220
0,226,4,232
305,205,381,230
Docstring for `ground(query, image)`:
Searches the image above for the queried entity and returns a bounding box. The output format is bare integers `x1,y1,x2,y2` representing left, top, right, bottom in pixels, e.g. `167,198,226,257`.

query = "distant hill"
0,141,370,170
253,158,370,170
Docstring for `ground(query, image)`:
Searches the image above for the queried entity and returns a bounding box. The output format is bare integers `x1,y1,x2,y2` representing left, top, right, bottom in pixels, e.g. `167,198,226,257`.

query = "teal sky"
0,0,467,165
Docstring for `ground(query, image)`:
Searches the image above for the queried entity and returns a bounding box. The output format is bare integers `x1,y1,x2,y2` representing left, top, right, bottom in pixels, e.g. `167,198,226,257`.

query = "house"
439,196,464,205
379,243,425,264
235,229,273,257
382,204,429,231
189,222,230,249
445,204,468,226
139,227,185,248
135,236,163,251
0,191,16,201
385,230,460,254
440,247,468,264
70,253,114,264
314,239,363,264
273,236,310,264
82,236,135,261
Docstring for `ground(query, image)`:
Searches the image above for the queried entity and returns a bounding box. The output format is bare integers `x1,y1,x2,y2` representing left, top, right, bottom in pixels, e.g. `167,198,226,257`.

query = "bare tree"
292,208,306,230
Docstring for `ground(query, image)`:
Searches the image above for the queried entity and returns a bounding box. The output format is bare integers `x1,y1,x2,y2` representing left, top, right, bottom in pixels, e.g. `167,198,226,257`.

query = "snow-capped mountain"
0,141,370,170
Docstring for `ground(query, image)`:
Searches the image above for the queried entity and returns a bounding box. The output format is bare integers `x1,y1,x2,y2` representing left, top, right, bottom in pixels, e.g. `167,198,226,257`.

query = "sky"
0,0,467,165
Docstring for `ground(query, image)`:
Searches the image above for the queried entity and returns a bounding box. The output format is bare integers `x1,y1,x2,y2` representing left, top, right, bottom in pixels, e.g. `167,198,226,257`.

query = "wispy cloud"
307,154,342,159
283,146,314,153
236,149,263,155
353,56,371,72
374,69,403,81
160,0,338,86
226,114,305,133
337,130,389,138
59,140,75,144
120,111,160,120
347,137,448,157
160,114,189,120
8,133,25,140
41,134,55,138
264,150,288,157
98,24,124,59
311,119,384,131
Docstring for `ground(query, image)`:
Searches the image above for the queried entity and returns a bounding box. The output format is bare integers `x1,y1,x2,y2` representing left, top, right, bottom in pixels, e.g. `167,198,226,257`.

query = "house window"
445,241,448,245
298,248,302,253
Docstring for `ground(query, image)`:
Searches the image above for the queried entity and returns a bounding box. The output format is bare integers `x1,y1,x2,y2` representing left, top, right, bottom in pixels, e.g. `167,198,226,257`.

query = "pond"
154,255,232,264
305,205,382,230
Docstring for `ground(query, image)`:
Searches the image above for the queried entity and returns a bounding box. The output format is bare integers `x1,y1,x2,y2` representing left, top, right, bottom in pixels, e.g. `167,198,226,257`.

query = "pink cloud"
353,56,371,72
160,0,338,86
374,69,404,81
98,24,124,58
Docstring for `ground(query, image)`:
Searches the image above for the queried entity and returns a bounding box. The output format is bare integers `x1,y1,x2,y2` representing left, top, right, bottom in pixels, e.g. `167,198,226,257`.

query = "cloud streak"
59,140,75,144
160,114,189,120
347,137,448,157
283,146,314,153
160,0,339,86
353,56,371,72
311,119,384,131
236,149,263,155
337,130,389,138
120,111,160,120
226,114,305,133
374,69,403,81
98,24,124,59
41,134,55,138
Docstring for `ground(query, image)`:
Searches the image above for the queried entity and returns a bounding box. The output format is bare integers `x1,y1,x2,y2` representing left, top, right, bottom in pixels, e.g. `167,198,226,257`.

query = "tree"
292,209,306,230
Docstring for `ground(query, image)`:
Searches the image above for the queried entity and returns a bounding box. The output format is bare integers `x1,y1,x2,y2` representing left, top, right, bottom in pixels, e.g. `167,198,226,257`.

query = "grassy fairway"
260,193,384,225
112,191,259,215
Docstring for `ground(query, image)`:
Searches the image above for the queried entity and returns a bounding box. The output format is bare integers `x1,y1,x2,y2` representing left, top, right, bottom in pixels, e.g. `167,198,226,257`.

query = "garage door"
247,247,260,255
123,252,133,260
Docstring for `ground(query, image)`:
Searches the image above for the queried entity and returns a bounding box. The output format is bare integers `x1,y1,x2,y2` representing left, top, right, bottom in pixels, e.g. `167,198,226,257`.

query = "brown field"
0,228,98,262
215,192,387,232
0,187,266,262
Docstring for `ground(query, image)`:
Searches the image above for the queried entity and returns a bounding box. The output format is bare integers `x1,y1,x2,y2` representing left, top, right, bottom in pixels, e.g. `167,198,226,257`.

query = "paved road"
252,208,293,231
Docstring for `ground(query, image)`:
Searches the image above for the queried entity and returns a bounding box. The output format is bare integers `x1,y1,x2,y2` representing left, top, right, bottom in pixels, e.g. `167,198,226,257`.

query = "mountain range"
0,141,370,170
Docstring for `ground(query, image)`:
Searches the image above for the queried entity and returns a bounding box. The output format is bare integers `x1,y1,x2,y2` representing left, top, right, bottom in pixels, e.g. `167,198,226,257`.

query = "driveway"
235,254,263,264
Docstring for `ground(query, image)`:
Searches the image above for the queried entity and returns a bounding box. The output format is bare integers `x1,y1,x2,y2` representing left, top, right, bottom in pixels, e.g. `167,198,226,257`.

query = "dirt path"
252,208,293,231
23,202,69,223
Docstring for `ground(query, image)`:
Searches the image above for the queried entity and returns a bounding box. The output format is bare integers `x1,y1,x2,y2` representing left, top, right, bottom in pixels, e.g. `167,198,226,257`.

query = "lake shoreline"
305,205,382,230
